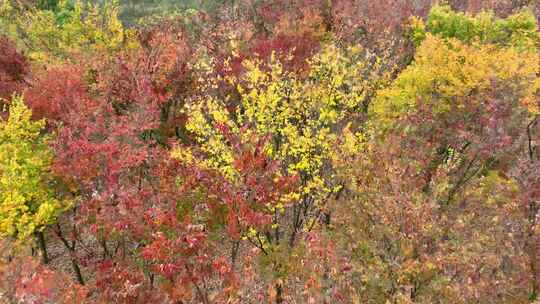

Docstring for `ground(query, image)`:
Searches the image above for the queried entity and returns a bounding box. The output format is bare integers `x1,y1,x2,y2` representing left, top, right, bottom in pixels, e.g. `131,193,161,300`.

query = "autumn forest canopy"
0,0,539,303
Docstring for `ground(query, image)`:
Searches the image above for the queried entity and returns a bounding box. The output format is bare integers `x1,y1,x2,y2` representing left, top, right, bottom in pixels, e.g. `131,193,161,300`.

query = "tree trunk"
35,230,49,264
275,282,283,304
71,255,85,285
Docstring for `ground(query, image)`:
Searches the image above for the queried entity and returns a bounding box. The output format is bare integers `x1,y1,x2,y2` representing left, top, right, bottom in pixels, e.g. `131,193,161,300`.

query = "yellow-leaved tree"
0,95,64,263
184,45,371,216
0,0,137,63
372,33,538,126
174,44,388,298
185,44,380,195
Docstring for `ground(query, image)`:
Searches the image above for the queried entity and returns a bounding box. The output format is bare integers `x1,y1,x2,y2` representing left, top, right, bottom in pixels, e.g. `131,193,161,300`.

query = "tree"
324,5,540,302
180,42,388,301
0,95,65,263
0,35,28,102
0,0,136,63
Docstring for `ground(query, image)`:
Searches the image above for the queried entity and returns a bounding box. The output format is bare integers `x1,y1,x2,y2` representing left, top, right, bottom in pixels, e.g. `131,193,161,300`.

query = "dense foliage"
0,0,539,303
